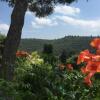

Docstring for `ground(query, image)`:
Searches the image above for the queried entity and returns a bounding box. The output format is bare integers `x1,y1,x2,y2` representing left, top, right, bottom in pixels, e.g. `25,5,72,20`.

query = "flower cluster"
16,51,29,57
77,38,100,86
58,63,73,71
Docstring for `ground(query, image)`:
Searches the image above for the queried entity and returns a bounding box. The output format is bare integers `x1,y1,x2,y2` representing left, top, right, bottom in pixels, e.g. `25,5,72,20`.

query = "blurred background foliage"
0,35,100,100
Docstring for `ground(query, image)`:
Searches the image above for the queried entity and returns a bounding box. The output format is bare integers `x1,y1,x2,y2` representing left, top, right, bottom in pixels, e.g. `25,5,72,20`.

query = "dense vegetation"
0,50,100,100
0,0,100,99
19,36,97,55
0,34,100,100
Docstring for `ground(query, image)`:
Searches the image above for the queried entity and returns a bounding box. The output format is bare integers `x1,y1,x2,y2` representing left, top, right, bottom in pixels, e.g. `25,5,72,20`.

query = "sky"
0,0,100,39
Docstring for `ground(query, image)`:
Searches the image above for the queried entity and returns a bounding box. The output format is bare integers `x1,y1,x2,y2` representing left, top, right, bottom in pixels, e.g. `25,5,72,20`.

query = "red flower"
90,38,100,49
81,67,87,74
16,51,29,57
79,56,100,86
58,64,65,70
80,58,100,86
84,71,95,86
92,55,100,62
85,61,100,73
66,64,73,70
77,50,92,64
96,49,100,55
77,38,100,86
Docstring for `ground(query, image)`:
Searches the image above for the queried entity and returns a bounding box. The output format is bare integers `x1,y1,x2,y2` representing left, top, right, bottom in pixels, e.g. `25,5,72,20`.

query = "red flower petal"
86,61,100,72
84,71,95,86
66,64,73,70
16,51,29,57
92,55,100,62
81,67,88,74
96,49,100,55
77,50,91,64
90,38,100,49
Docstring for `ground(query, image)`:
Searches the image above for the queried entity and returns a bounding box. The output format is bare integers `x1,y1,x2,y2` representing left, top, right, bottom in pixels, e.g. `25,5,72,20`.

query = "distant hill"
19,36,96,55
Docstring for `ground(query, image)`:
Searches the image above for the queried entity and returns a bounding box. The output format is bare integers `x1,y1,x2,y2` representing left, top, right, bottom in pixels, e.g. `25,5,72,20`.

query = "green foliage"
15,51,44,79
59,50,67,64
30,51,44,65
0,34,5,41
15,63,99,100
0,51,100,100
42,53,57,66
67,55,81,70
0,79,17,99
19,36,95,55
42,44,57,65
0,34,5,62
43,44,53,54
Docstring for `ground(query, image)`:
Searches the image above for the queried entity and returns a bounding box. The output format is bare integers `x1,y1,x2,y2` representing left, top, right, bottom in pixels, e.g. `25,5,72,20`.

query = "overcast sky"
0,0,100,39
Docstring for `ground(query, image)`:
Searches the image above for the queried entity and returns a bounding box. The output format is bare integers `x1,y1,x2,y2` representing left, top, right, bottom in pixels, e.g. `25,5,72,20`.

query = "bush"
14,52,100,100
0,51,99,100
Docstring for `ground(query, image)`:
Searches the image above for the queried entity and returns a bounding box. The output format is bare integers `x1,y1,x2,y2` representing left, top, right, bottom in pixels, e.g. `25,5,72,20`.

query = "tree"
42,44,55,65
43,44,53,54
59,49,67,65
0,0,77,81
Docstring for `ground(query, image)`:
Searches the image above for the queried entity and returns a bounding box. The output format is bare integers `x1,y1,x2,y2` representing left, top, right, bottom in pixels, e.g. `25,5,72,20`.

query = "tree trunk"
0,0,28,81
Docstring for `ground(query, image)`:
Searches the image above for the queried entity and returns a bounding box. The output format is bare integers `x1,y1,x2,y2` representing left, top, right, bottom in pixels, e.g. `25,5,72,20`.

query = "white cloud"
54,5,80,16
32,21,41,28
0,23,9,34
32,17,58,28
57,16,100,29
25,5,100,35
26,11,32,15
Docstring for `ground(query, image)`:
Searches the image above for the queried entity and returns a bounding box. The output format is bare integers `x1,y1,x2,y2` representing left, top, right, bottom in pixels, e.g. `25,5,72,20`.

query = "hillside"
19,36,96,55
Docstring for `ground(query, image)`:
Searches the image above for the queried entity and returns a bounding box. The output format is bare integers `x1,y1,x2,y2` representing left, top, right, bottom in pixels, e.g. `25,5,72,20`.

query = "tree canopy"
1,0,77,17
